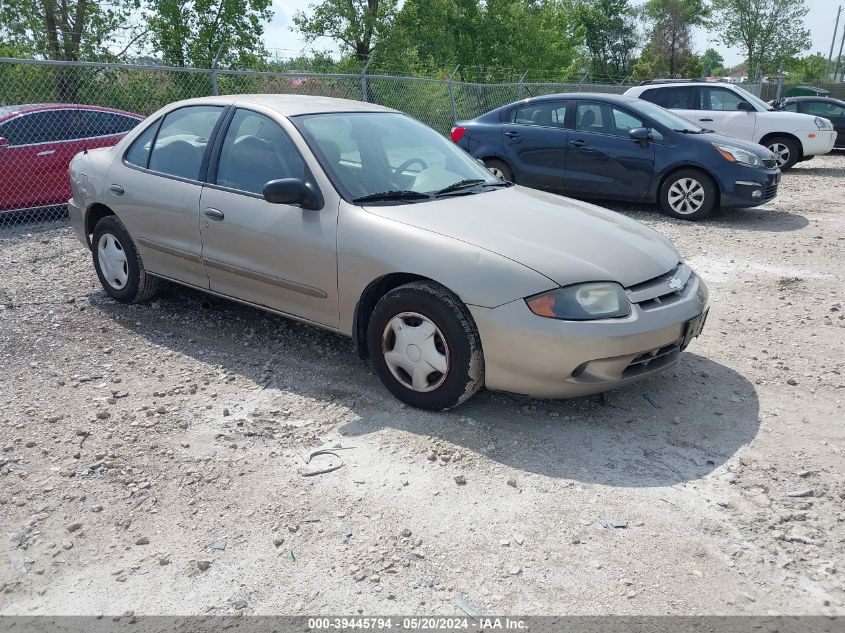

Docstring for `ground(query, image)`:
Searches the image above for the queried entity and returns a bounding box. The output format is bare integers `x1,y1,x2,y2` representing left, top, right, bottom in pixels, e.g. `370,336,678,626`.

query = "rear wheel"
92,215,160,303
367,281,484,410
483,158,513,182
658,169,717,221
765,136,800,170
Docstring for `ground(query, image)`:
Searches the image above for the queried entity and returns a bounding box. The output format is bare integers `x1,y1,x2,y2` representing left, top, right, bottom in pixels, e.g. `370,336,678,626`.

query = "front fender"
336,204,557,336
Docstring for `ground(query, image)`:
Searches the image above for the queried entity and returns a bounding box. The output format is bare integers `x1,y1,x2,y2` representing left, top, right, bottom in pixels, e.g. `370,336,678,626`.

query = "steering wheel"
393,157,428,176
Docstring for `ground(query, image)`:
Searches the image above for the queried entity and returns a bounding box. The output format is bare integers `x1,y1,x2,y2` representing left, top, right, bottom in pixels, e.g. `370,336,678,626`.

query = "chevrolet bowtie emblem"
668,277,684,290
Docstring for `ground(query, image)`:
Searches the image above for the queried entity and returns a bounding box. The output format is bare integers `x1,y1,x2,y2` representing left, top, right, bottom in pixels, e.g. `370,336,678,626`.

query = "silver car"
68,95,709,410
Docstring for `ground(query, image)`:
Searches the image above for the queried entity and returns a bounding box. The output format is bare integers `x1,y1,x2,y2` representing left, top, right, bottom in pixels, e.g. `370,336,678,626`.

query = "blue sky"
262,0,841,68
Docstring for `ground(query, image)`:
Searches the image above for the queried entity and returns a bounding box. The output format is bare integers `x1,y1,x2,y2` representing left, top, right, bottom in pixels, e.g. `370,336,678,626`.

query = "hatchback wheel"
484,159,513,182
765,136,799,170
367,281,484,410
92,215,160,303
659,169,717,221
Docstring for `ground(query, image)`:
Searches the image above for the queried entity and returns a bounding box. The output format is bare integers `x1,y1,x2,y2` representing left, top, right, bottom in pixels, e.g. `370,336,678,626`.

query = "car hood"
363,186,680,288
759,110,829,129
694,131,774,158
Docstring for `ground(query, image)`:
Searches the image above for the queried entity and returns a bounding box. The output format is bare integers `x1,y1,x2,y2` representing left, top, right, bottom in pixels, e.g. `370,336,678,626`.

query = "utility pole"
828,6,843,80
836,19,845,82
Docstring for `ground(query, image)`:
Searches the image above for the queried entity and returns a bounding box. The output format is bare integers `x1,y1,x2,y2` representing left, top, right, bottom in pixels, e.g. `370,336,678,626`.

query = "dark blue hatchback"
451,93,780,220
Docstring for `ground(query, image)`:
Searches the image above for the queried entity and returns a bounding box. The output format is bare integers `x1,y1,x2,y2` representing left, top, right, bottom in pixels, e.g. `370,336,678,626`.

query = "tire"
765,136,800,171
483,158,513,182
658,169,717,221
367,281,484,410
91,215,160,304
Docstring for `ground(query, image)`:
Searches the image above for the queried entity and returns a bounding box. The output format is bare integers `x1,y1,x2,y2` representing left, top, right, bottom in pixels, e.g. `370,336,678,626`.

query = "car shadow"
89,283,760,489
598,200,809,233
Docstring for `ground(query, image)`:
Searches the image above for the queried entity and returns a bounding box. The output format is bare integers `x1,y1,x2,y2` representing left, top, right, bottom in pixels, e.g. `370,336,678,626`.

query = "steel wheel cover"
382,312,450,393
97,233,129,290
667,177,706,215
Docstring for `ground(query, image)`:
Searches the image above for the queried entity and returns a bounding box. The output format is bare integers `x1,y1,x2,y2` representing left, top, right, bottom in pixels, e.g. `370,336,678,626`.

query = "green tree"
786,53,828,83
701,47,725,75
293,0,399,62
642,0,707,76
148,0,272,68
0,0,143,61
573,0,639,81
709,0,811,78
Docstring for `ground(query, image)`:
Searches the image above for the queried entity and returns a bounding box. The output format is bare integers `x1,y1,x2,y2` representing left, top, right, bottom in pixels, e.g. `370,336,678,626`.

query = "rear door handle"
109,184,124,195
570,139,587,148
699,118,714,122
204,208,224,221
504,131,520,139
36,149,56,157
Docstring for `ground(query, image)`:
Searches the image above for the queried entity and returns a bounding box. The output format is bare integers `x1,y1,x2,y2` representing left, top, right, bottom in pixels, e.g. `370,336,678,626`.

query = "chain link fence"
0,57,758,232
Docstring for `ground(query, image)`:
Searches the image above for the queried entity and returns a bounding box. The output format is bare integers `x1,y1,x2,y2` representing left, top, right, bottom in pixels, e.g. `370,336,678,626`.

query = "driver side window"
704,87,750,111
215,109,305,195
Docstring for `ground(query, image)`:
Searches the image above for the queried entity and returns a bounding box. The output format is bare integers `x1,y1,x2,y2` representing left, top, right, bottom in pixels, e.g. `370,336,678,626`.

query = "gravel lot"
1,153,843,617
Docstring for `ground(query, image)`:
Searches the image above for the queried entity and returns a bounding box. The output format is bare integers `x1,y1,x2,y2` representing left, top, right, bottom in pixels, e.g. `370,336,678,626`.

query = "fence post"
360,56,373,102
518,70,528,100
210,45,224,96
775,62,784,100
448,65,460,124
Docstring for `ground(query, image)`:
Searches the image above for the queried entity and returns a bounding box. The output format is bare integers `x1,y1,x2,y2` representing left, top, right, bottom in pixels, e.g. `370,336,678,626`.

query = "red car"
0,104,143,212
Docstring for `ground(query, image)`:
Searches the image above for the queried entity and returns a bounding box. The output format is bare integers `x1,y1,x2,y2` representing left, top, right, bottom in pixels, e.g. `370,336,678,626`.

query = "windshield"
629,100,704,133
293,112,503,203
731,85,771,111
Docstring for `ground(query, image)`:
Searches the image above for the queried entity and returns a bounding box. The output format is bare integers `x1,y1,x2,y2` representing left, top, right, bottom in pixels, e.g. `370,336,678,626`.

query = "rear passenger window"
641,86,697,110
511,101,567,127
148,106,223,180
125,120,160,168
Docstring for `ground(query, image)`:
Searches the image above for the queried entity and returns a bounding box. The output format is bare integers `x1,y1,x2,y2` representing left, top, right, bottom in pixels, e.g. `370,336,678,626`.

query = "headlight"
713,143,763,167
526,282,631,320
815,116,832,130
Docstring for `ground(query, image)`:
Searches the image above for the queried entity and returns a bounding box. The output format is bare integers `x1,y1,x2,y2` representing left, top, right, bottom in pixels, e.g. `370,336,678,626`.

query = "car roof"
516,93,640,105
0,103,143,122
173,94,399,116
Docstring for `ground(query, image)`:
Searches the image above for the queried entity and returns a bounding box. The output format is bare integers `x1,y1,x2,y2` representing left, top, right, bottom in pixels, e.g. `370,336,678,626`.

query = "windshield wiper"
435,178,510,196
352,190,432,203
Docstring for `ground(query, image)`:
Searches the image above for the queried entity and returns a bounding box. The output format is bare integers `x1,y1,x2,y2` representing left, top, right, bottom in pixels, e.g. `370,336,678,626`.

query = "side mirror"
263,178,321,210
737,101,754,112
629,127,651,147
0,137,8,149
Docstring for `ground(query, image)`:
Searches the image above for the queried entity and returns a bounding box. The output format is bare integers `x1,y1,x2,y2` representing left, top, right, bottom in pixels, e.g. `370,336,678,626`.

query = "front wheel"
92,215,160,303
484,158,513,182
658,169,717,221
367,281,484,410
765,136,800,170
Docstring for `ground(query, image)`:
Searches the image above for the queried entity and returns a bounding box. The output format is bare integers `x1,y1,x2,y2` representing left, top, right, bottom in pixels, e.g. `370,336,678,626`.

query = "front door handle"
204,208,225,221
504,131,520,139
699,118,714,122
570,139,587,148
109,184,124,196
37,149,56,157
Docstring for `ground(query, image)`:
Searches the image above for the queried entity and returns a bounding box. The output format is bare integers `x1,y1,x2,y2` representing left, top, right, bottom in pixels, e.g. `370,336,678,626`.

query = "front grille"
625,263,692,310
763,183,778,201
621,341,682,378
763,159,778,169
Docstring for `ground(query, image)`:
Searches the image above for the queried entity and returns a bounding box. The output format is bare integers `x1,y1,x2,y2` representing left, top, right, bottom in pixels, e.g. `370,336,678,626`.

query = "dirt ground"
1,153,843,617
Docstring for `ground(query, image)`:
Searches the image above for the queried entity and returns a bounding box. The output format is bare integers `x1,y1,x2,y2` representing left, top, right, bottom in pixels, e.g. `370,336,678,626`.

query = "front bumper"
718,166,780,208
469,272,709,399
800,129,836,157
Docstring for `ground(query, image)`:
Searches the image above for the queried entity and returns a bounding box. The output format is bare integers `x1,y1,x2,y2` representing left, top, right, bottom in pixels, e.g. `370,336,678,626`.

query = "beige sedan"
68,95,709,409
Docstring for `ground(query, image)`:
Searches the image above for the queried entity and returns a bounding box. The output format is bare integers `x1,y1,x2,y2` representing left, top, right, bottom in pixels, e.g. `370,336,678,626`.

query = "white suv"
624,81,836,170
